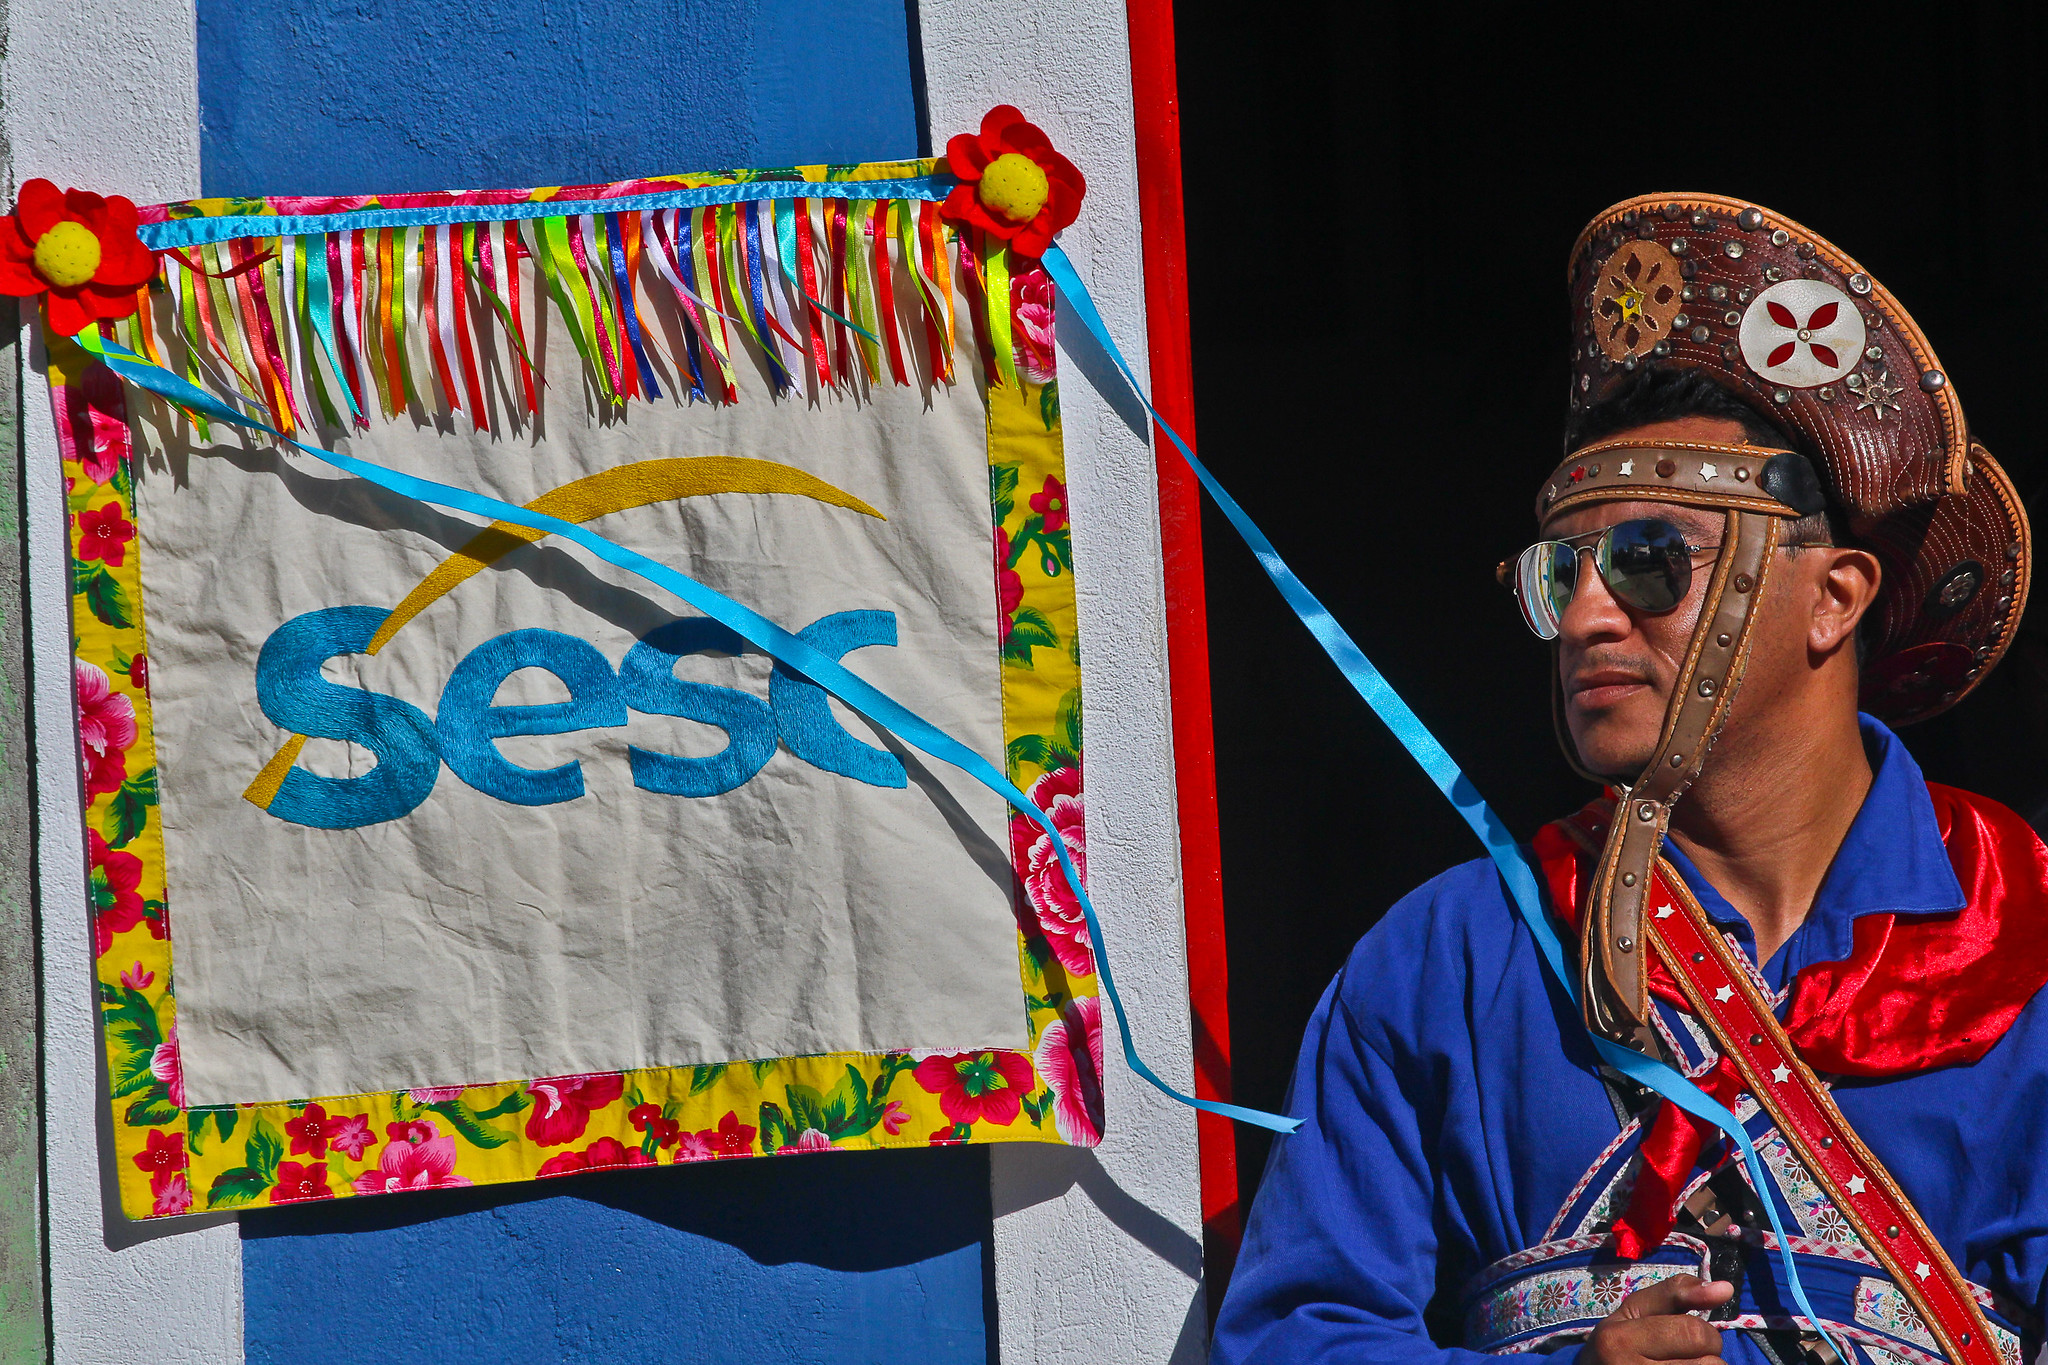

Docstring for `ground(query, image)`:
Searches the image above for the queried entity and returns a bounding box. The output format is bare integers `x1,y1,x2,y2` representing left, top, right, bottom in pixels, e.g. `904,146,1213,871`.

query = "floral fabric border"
58,159,1102,1220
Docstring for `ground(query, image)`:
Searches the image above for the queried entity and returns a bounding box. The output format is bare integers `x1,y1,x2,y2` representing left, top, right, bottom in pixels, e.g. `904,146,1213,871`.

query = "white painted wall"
0,0,247,1361
919,9,1211,1364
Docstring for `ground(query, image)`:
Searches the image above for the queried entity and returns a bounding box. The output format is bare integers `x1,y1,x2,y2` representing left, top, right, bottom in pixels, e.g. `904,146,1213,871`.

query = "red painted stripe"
1125,0,1241,1299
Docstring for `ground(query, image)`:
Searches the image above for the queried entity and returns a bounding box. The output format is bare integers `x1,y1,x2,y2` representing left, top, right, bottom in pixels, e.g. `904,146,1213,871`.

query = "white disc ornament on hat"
1738,279,1867,388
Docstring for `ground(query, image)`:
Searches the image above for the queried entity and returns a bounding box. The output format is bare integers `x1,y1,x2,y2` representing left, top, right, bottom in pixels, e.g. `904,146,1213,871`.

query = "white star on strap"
1619,460,1635,476
1713,984,1734,1003
1915,1261,1932,1281
1771,1063,1792,1083
1846,1175,1868,1195
1700,463,1719,481
1654,904,1675,919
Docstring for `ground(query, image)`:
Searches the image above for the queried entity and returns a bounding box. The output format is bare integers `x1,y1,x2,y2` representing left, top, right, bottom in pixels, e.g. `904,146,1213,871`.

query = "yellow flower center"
978,153,1050,224
33,220,101,288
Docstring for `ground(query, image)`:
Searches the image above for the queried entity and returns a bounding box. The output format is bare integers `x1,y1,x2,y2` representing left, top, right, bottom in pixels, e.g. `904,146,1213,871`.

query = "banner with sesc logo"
58,158,1102,1219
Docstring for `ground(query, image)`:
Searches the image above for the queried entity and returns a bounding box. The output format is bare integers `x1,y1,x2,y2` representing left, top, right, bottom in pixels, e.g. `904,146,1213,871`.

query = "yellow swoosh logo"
245,456,884,809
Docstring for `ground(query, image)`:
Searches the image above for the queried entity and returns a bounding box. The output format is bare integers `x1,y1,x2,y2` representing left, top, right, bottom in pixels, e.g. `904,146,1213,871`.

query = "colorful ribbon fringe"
120,200,1024,437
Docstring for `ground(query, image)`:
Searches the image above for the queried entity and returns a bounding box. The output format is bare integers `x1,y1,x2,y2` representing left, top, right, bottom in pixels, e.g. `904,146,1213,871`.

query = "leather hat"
1562,193,2030,725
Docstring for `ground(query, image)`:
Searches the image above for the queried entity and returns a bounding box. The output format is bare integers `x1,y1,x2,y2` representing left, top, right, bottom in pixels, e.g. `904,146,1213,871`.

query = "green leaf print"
81,565,132,629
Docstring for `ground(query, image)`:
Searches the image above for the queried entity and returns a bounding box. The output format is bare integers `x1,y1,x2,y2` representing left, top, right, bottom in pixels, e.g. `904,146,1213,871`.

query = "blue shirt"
1213,718,2048,1365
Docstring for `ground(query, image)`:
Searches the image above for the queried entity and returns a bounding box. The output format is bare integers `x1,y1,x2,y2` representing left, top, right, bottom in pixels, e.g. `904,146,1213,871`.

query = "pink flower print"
149,1023,184,1108
150,1171,192,1217
73,365,130,486
119,960,154,990
75,659,135,799
1029,475,1069,534
74,503,134,567
1011,266,1055,384
89,827,145,956
384,1118,441,1148
674,1129,719,1163
535,1136,653,1178
523,1072,625,1147
351,1121,471,1195
131,1127,186,1178
880,1100,908,1136
406,1085,467,1104
327,1112,376,1161
270,1161,333,1203
913,1050,1035,1127
1034,995,1105,1146
1009,765,1093,975
995,529,1024,632
783,1129,835,1154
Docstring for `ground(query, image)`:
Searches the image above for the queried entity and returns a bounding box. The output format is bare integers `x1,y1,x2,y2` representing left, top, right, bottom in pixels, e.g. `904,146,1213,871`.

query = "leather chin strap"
1534,441,1811,1047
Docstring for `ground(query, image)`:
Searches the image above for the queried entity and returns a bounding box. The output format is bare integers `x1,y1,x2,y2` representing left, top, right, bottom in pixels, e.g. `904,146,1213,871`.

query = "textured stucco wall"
920,11,1211,1365
0,0,248,1361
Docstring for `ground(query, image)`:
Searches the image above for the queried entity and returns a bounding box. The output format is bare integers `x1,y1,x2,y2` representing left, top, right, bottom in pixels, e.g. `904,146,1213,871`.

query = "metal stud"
1673,313,1691,329
1725,310,1742,326
1652,340,1671,356
1709,284,1729,302
1819,386,1835,402
1693,953,1707,963
1865,345,1884,362
1921,369,1948,392
1764,266,1783,283
1617,937,1634,953
1622,872,1636,886
1691,326,1711,343
1734,574,1754,593
1682,285,1696,301
1637,802,1656,822
1770,229,1790,246
1848,272,1872,295
1750,1034,1764,1045
1724,241,1745,259
1717,633,1731,647
1691,211,1709,227
1738,207,1764,231
1820,1137,1833,1149
1699,678,1718,697
1774,388,1791,404
1669,754,1684,767
1663,203,1683,221
1734,466,1750,481
1671,238,1690,256
1885,1226,1900,1238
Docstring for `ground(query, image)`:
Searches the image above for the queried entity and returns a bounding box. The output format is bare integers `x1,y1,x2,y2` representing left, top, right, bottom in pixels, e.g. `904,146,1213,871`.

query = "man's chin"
1564,722,1658,782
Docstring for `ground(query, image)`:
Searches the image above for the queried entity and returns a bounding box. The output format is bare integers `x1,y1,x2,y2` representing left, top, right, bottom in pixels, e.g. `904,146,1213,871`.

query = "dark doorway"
1174,2,2048,1210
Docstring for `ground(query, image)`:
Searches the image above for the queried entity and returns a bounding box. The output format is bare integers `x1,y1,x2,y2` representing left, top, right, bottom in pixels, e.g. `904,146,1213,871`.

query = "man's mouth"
1568,667,1652,708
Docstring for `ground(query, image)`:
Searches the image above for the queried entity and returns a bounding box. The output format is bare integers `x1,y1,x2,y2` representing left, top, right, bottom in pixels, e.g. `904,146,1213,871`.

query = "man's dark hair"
1566,366,1841,548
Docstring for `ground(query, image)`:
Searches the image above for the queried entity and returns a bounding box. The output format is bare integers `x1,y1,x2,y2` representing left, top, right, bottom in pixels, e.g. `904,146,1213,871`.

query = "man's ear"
1808,546,1883,656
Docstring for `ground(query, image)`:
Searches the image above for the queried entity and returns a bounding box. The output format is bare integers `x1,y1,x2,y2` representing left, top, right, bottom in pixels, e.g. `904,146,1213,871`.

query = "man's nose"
1558,546,1632,643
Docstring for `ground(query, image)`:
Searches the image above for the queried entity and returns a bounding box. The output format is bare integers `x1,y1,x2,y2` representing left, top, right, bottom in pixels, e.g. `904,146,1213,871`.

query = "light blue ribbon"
139,177,958,252
71,325,1300,1137
1041,243,1844,1351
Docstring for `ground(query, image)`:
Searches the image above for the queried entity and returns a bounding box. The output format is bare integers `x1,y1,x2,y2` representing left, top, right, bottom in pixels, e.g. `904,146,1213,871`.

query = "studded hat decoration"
0,179,156,336
941,106,1086,259
1561,192,2030,727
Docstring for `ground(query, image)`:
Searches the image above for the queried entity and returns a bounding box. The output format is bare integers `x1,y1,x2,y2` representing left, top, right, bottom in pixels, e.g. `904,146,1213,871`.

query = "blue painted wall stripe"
198,5,991,1358
197,0,927,198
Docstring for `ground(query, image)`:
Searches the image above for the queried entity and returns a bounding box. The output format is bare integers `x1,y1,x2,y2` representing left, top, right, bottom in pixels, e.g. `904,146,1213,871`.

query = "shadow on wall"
242,1145,993,1361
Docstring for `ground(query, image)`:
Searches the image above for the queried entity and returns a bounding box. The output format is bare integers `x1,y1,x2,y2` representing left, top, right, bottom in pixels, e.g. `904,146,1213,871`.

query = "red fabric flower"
75,659,135,800
286,1102,339,1159
913,1050,1035,1127
535,1135,655,1178
88,827,144,956
942,106,1086,258
270,1160,334,1204
75,503,134,567
523,1072,626,1146
1029,476,1069,534
131,1127,187,1177
0,179,155,335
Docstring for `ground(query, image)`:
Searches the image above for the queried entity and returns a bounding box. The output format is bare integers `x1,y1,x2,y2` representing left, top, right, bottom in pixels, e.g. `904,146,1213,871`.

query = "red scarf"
1533,783,2048,1257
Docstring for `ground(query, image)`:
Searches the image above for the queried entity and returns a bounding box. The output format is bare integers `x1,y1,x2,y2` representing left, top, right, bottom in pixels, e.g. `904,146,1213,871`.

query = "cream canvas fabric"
134,335,1022,1107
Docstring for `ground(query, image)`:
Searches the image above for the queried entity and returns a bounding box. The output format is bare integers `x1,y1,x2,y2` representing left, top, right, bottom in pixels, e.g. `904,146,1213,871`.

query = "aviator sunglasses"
1510,518,1716,640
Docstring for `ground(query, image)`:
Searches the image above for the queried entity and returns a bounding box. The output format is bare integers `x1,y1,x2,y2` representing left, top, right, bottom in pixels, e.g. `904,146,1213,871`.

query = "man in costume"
1211,195,2048,1365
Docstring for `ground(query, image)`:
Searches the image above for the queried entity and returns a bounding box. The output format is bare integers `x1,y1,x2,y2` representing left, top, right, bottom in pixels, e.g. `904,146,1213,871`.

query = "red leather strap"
1645,862,1999,1365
